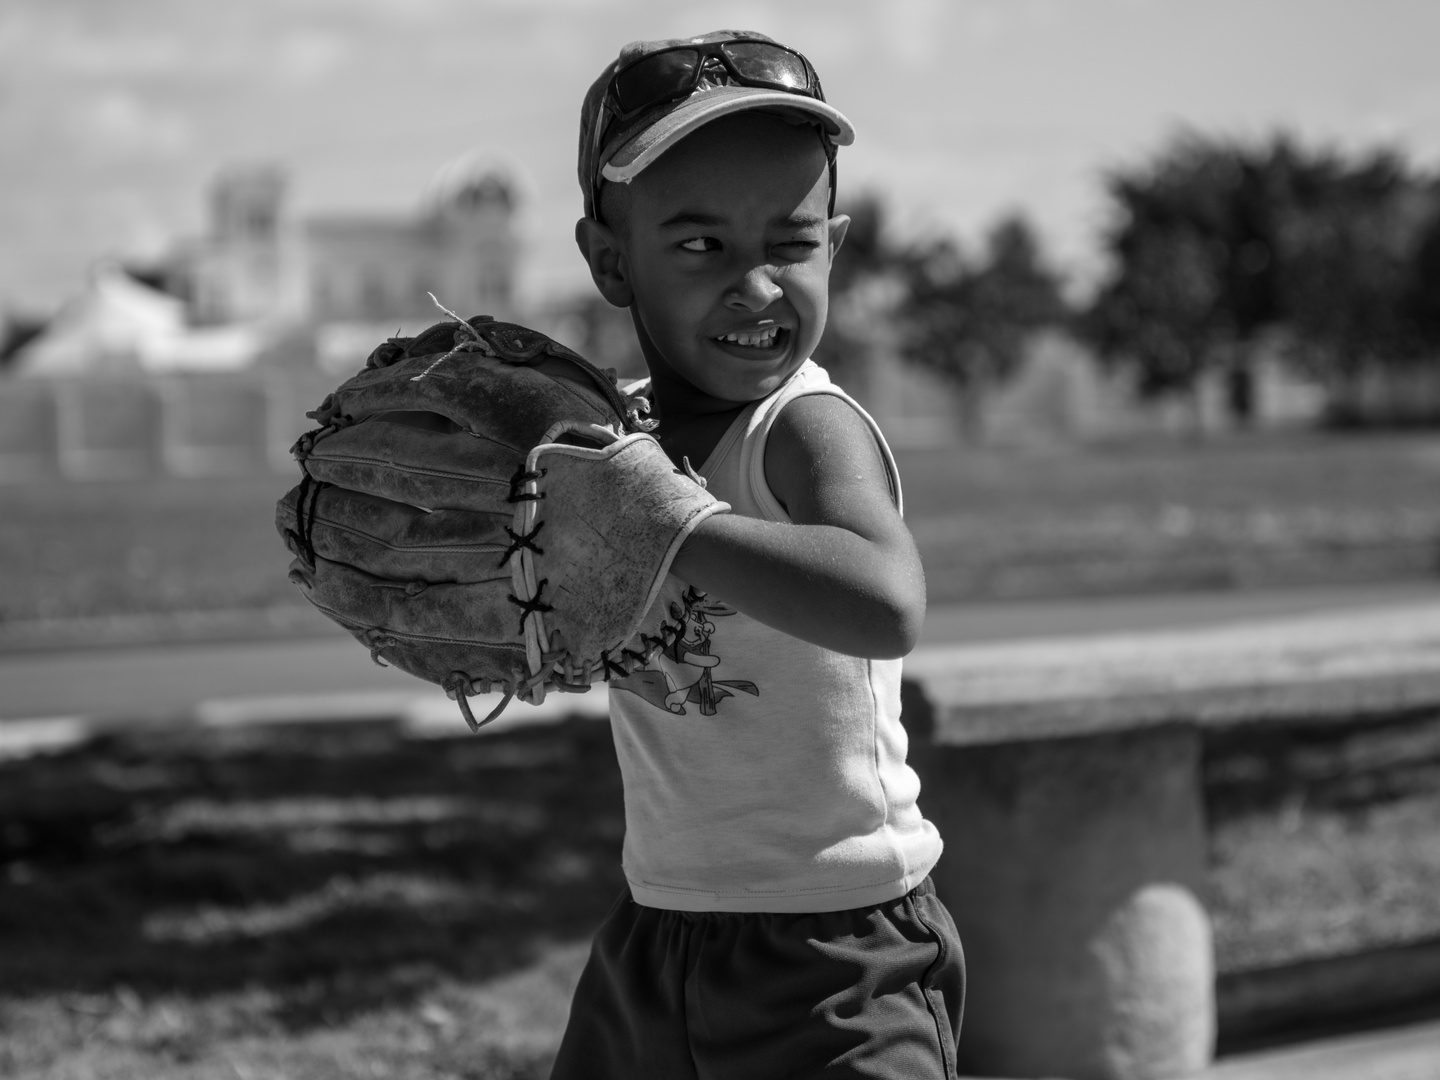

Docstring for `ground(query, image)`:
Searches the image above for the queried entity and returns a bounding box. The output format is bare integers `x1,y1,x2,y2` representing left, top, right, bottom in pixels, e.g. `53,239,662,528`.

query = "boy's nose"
724,267,783,311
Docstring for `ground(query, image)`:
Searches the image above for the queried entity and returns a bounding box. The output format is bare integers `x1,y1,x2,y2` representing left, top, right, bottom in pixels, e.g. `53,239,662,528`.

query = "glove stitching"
363,628,399,667
445,670,513,733
598,650,628,681
507,578,554,636
296,516,508,558
507,465,547,503
498,521,545,567
312,612,527,651
289,472,328,571
367,580,432,596
306,453,513,487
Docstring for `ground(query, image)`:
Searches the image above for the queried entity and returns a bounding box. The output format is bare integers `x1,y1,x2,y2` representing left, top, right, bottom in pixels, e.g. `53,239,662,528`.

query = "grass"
897,430,1440,599
1204,704,1440,971
0,475,298,628
3,707,1439,1077
1,430,1438,642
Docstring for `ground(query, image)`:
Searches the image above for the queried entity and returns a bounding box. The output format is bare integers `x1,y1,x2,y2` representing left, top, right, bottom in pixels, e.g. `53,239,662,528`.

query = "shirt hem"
625,857,940,914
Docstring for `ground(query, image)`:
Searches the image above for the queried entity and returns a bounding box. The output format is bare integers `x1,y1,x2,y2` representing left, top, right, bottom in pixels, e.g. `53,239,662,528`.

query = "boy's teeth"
720,327,780,347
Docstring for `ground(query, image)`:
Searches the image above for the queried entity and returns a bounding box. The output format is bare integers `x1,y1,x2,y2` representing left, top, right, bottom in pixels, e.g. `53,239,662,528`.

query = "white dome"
425,150,519,216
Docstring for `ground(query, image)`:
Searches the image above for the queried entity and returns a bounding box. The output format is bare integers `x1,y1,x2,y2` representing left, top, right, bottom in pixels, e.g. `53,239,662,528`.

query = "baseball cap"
578,30,856,220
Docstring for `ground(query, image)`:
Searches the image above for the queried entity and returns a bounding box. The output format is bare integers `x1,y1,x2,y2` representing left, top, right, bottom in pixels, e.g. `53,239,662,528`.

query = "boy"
552,31,964,1079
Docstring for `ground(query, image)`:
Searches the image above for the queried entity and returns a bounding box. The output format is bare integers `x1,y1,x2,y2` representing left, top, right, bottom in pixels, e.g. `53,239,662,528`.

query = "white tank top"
607,361,943,913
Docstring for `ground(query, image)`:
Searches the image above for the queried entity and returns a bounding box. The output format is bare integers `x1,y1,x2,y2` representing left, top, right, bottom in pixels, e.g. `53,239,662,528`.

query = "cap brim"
600,86,855,184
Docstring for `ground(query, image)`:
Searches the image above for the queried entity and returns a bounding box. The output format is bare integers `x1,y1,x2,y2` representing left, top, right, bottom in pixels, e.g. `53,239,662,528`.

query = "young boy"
553,31,964,1079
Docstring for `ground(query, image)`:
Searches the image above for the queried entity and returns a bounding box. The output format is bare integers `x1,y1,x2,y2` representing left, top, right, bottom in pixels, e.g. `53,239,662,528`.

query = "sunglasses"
607,39,823,123
591,38,838,218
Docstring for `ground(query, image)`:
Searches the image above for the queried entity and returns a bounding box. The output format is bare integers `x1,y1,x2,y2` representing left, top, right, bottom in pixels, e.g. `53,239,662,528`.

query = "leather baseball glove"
276,302,727,730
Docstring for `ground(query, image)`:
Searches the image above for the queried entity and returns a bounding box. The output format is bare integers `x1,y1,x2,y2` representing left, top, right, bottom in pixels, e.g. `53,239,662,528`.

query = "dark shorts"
550,877,965,1080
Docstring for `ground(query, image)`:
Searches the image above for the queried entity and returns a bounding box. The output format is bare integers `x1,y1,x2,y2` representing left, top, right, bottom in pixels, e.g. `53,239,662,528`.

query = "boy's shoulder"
766,383,899,513
620,363,896,515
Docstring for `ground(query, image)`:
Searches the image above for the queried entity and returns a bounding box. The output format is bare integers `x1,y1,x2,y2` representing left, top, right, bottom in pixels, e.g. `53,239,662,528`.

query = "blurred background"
2,2,1440,1078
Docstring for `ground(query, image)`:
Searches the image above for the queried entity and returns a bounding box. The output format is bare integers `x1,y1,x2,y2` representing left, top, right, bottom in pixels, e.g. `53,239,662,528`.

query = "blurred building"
0,155,525,481
9,157,521,377
180,159,518,329
10,264,275,377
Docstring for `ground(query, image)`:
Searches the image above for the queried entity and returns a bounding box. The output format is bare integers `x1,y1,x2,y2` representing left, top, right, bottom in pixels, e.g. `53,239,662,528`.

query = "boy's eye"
678,237,719,253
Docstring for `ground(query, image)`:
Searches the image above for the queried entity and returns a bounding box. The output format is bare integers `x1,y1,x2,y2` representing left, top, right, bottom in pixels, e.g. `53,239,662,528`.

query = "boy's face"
609,112,847,410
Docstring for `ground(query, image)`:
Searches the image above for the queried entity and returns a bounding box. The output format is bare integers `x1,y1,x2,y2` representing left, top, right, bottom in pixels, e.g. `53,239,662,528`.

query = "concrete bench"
901,600,1440,1080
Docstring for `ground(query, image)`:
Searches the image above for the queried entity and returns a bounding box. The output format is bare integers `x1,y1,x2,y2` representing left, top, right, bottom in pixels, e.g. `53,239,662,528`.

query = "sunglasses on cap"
590,37,839,218
606,38,824,123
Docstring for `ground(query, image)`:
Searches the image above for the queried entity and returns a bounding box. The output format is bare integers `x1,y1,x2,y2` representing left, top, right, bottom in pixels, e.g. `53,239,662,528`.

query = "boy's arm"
668,394,926,659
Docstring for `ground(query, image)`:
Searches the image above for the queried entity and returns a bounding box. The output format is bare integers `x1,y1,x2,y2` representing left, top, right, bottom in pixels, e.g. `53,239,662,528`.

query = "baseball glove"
276,302,728,731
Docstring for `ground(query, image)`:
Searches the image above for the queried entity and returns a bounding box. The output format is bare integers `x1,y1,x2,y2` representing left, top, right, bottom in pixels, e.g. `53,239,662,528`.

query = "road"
3,580,1437,727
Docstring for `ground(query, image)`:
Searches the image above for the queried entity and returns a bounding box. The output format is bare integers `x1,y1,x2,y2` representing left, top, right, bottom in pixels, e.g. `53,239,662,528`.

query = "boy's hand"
669,394,925,659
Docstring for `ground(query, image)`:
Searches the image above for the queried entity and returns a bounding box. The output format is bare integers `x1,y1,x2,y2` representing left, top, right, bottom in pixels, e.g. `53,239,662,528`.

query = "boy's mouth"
714,326,786,352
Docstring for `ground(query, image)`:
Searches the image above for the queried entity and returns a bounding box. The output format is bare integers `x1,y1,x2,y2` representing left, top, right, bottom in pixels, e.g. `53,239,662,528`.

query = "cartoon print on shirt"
612,586,759,716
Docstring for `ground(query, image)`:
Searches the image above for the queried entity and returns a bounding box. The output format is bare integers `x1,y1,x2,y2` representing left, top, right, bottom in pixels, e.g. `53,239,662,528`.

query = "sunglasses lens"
613,49,701,113
722,43,811,91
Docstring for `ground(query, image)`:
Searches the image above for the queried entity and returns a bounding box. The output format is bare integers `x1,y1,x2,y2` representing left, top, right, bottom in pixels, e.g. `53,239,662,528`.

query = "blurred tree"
1086,224,1223,400
828,193,898,293
1278,157,1395,406
1405,205,1440,349
897,214,1069,438
1087,136,1261,423
1270,153,1440,423
1088,133,1439,426
813,193,912,394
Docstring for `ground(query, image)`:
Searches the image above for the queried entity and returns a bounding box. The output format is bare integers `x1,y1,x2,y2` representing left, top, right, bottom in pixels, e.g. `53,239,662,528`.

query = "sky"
2,0,1439,313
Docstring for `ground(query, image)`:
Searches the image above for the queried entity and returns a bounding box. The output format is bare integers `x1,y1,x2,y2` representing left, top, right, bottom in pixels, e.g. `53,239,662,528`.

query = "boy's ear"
827,214,851,262
574,217,633,308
